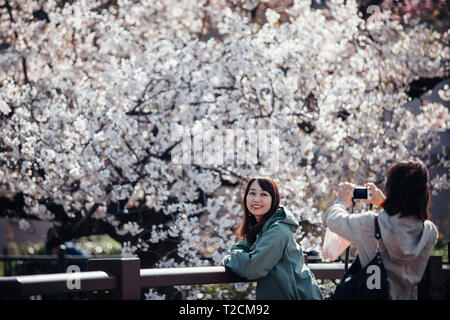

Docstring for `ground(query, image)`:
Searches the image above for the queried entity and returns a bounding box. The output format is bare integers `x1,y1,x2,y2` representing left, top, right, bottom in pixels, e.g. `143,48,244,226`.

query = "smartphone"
353,187,372,200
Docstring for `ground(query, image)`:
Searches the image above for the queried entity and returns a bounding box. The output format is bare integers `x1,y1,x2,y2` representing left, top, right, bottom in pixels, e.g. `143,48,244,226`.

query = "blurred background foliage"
1,234,122,277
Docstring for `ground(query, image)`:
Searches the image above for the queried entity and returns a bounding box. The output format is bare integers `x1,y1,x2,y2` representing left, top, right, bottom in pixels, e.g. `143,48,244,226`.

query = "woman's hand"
336,182,354,208
361,183,386,208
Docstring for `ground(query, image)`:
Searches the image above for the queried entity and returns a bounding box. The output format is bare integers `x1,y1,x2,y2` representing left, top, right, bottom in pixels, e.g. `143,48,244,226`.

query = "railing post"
88,257,141,300
447,241,449,263
58,246,67,273
418,255,443,300
3,247,9,276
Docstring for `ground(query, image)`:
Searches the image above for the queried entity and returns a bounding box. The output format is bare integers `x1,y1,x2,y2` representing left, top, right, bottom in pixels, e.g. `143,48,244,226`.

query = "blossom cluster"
0,0,448,299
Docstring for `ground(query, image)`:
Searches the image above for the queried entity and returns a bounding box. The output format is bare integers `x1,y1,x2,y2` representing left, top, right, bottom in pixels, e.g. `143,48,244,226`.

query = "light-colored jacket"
223,206,323,300
324,202,438,300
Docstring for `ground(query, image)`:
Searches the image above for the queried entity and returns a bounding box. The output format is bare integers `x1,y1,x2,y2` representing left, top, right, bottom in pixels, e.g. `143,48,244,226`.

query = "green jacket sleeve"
230,239,251,252
223,223,288,280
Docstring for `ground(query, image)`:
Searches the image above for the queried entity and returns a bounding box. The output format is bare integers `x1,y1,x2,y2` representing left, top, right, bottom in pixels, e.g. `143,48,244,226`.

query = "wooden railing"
0,255,448,300
0,246,122,276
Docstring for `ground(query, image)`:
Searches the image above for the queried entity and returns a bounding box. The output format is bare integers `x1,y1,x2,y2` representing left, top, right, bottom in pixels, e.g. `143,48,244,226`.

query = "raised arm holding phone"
323,159,438,300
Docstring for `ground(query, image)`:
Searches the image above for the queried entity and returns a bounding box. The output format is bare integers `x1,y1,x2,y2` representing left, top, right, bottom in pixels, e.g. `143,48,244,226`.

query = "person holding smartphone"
323,159,438,299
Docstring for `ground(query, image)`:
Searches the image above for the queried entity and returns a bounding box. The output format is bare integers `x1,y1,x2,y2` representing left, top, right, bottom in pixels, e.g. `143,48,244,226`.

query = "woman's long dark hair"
238,177,280,244
381,158,430,221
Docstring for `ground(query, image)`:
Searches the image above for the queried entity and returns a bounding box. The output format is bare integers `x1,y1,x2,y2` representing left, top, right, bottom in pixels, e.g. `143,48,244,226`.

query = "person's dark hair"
381,159,430,221
238,177,280,244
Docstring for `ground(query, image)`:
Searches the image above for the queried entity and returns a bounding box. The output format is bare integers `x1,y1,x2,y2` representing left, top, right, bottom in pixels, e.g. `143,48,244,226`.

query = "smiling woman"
246,180,274,221
222,177,323,300
241,177,280,242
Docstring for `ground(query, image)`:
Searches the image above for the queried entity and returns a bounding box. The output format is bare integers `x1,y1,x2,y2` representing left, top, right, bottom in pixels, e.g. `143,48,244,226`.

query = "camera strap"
344,202,380,272
344,247,350,272
344,201,356,272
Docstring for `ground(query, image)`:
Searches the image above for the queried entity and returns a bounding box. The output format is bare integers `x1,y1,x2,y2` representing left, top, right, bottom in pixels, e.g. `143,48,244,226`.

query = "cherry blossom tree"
0,0,449,299
379,0,449,32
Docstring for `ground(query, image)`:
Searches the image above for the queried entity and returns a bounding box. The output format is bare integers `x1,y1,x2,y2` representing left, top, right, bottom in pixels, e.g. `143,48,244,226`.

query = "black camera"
353,187,372,200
